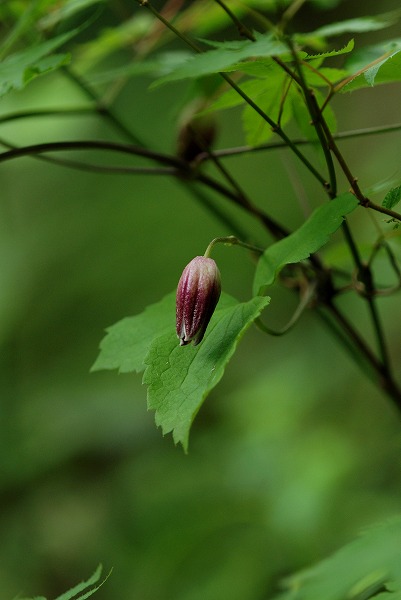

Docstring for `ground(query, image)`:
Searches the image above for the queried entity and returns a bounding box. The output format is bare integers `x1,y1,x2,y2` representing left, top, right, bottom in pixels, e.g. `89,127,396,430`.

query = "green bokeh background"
1,1,401,598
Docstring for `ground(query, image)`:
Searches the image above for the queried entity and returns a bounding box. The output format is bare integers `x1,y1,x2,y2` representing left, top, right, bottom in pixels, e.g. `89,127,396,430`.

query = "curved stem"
62,67,147,146
204,235,263,258
256,280,316,336
213,0,255,40
0,139,187,168
197,172,289,238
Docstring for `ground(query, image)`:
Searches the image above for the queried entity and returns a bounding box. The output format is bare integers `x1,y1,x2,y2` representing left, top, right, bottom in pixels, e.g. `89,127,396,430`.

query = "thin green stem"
213,0,255,40
256,280,316,336
286,38,336,195
279,0,307,31
196,172,289,236
196,122,401,162
204,235,263,258
219,73,328,187
324,301,401,406
187,125,288,240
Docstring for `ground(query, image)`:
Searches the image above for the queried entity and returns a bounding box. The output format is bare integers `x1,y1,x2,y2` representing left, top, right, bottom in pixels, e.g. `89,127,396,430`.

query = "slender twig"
364,200,401,222
187,124,288,240
256,280,316,336
62,67,147,147
0,107,98,124
324,301,401,406
213,0,255,40
196,122,401,162
279,0,307,31
287,38,336,195
0,140,187,168
196,172,287,235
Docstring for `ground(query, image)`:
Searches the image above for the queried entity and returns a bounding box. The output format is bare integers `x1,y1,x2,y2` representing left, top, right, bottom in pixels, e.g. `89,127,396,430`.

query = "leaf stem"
204,236,264,258
213,0,255,41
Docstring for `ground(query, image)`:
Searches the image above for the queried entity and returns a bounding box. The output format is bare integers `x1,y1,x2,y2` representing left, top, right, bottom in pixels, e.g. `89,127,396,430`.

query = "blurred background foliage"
1,0,401,598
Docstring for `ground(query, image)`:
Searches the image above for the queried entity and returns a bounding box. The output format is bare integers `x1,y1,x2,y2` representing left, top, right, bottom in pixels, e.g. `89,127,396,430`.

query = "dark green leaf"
274,517,401,600
302,39,355,60
241,76,293,145
382,186,401,210
0,28,79,97
143,296,270,451
253,193,359,295
152,33,288,87
91,292,176,374
87,51,192,84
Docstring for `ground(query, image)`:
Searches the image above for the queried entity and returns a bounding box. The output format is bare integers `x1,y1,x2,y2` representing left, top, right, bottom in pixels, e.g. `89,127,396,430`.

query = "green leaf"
382,186,401,210
201,64,284,114
342,49,401,92
253,193,359,295
241,78,293,146
152,32,287,87
143,296,270,451
302,39,355,60
91,292,176,374
0,28,79,97
304,10,401,38
55,565,110,600
275,517,401,600
87,51,193,84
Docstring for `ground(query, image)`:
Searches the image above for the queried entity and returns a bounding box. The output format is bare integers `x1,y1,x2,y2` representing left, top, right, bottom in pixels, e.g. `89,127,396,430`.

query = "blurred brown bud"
176,100,217,162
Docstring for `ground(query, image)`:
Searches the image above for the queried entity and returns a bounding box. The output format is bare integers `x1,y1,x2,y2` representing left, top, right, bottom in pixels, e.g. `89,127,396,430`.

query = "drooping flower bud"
176,256,221,346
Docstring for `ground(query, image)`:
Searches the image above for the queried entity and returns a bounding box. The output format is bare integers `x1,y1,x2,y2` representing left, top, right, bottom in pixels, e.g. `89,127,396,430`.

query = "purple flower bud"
176,256,221,346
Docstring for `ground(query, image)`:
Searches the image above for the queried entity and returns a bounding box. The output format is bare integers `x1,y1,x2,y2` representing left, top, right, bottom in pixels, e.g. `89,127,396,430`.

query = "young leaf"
56,565,111,600
342,49,401,92
275,517,401,600
92,291,237,374
0,28,79,97
344,38,401,72
382,185,401,210
91,292,176,374
152,32,287,87
302,39,355,60
143,296,270,451
241,73,293,145
253,193,359,295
